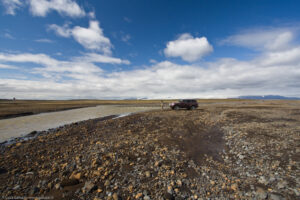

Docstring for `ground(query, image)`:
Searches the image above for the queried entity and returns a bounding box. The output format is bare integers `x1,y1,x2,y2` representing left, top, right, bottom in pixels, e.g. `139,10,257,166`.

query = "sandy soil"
0,101,299,199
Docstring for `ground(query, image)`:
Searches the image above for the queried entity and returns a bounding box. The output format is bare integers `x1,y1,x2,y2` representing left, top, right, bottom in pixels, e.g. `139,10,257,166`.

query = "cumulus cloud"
48,21,112,54
221,28,295,51
1,0,85,17
164,33,213,62
28,0,85,17
1,0,22,15
0,52,131,83
1,42,300,99
1,27,300,99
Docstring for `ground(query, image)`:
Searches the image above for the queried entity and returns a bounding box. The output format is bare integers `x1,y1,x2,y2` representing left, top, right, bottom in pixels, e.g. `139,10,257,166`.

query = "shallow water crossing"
0,105,157,142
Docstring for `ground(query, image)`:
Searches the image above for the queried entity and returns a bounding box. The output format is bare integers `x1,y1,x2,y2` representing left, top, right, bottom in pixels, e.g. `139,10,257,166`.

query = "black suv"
169,99,198,110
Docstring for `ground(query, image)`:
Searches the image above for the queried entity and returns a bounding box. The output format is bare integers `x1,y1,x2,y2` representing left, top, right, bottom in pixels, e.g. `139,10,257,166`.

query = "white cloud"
72,21,111,54
164,33,213,62
3,33,14,39
0,63,18,69
0,53,58,66
1,43,300,99
28,0,85,17
123,17,131,23
1,27,300,99
221,28,295,51
75,53,130,65
149,59,157,64
0,52,129,83
48,21,112,54
1,0,22,15
48,23,71,37
88,11,95,19
35,38,53,43
121,34,131,43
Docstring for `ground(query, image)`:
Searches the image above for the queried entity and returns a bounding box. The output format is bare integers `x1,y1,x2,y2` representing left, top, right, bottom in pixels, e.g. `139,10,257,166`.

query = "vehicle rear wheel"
174,106,179,110
190,106,196,110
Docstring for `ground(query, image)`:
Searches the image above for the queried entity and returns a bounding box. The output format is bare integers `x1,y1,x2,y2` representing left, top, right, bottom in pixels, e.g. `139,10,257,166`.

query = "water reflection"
0,105,157,142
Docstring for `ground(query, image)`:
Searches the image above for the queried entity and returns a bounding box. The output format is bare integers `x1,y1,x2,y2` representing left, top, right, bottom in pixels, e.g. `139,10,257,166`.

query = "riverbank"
0,99,251,120
0,101,299,199
0,105,157,143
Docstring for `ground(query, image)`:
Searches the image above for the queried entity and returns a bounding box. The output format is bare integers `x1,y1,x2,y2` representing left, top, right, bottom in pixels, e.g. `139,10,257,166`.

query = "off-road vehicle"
169,99,198,110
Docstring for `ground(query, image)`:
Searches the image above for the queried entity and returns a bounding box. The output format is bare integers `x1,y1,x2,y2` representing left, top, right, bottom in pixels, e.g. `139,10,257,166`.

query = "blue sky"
0,0,300,99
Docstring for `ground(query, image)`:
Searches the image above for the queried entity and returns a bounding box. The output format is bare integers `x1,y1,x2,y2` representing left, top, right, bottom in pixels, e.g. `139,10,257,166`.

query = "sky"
0,0,300,99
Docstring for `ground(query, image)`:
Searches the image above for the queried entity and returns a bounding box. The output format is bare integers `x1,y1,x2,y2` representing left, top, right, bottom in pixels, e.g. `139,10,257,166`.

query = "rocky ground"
0,101,299,199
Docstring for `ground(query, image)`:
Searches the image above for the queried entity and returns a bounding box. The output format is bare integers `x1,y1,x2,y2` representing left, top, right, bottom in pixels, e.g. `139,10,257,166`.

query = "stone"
54,183,61,190
112,193,119,200
231,183,238,191
61,178,79,187
176,180,182,187
135,193,143,199
13,185,20,190
29,187,39,195
269,193,283,200
128,185,134,193
277,180,287,189
143,195,150,200
163,192,174,200
82,181,97,193
70,172,82,180
256,187,267,199
167,185,173,194
47,182,52,189
15,142,22,147
145,171,151,178
258,176,268,185
97,188,103,193
104,180,110,187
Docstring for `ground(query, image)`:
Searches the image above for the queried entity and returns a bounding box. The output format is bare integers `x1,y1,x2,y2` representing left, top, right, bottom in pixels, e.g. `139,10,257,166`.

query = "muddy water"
0,105,157,142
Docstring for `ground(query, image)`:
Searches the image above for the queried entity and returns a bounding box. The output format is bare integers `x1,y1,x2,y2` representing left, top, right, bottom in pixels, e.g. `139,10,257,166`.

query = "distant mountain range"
237,95,300,100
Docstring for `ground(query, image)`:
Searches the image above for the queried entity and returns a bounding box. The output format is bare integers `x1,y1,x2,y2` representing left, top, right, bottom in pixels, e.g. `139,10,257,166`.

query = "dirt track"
0,101,299,199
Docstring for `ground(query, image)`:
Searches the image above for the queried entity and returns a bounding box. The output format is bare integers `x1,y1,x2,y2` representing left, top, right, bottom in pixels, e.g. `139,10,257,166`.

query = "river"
0,105,158,142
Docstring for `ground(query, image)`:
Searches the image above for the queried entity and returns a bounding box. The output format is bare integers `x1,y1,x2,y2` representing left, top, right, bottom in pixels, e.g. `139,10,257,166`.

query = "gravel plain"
0,101,299,199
